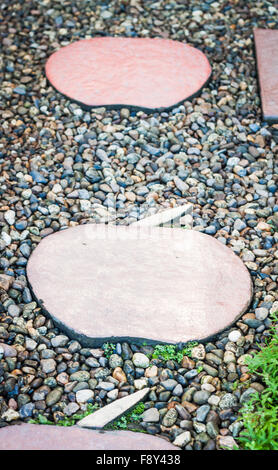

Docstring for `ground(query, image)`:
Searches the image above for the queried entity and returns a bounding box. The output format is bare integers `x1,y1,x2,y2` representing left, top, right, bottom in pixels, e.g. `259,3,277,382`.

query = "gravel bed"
0,0,278,450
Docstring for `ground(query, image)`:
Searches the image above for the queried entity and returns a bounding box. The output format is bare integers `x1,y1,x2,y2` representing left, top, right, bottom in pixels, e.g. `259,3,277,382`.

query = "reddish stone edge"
254,28,278,123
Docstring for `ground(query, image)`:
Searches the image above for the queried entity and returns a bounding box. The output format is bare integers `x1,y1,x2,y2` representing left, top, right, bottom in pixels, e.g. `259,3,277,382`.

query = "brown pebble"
10,369,22,377
242,313,255,320
0,275,14,291
112,367,127,383
181,401,197,413
240,373,251,382
250,382,265,393
30,378,43,389
35,400,46,411
219,428,230,436
181,356,195,369
167,401,179,409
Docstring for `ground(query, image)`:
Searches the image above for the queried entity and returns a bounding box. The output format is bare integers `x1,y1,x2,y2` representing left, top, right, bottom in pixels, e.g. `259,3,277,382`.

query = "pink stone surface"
0,424,177,450
254,29,278,122
26,225,252,346
45,37,211,110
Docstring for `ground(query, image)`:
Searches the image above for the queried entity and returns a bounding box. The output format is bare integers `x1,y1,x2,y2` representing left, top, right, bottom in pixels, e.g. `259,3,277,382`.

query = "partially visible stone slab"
132,204,192,228
254,29,278,122
27,224,253,346
0,424,177,450
78,388,149,429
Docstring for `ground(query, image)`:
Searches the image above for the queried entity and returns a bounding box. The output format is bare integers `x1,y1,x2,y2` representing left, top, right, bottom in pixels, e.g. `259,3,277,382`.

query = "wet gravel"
0,0,278,451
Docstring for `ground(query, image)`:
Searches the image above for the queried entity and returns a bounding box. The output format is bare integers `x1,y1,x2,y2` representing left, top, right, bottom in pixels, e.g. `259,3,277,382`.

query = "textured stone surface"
78,388,150,429
0,424,177,450
254,28,278,122
27,225,252,346
45,37,211,111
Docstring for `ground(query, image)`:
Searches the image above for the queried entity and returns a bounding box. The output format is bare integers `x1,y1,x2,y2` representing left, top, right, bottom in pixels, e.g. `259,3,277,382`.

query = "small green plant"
232,380,239,391
269,220,278,233
103,342,116,358
197,365,204,373
29,403,98,427
132,402,145,415
237,312,278,450
29,414,53,425
105,402,145,431
152,342,198,363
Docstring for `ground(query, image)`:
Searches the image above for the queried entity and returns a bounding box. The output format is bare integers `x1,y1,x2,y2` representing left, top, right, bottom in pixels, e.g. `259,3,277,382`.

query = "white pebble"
173,431,191,448
208,394,220,406
4,210,15,225
76,389,94,404
255,307,268,321
228,330,241,342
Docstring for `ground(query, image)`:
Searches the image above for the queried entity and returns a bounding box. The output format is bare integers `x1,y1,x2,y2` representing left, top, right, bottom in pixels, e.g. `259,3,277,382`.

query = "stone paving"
45,37,211,111
26,224,252,347
254,29,278,123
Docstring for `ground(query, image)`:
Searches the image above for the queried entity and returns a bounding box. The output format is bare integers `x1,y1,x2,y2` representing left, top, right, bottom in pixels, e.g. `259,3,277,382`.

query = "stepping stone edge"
45,75,212,114
27,280,253,348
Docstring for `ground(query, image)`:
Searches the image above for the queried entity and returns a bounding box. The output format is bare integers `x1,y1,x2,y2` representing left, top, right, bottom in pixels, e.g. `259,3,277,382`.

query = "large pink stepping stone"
45,37,211,111
26,225,252,346
254,29,278,122
0,424,177,450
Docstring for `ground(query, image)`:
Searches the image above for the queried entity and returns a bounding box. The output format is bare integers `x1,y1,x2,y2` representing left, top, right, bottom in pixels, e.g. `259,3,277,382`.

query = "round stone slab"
0,424,177,450
45,37,211,111
27,225,252,346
